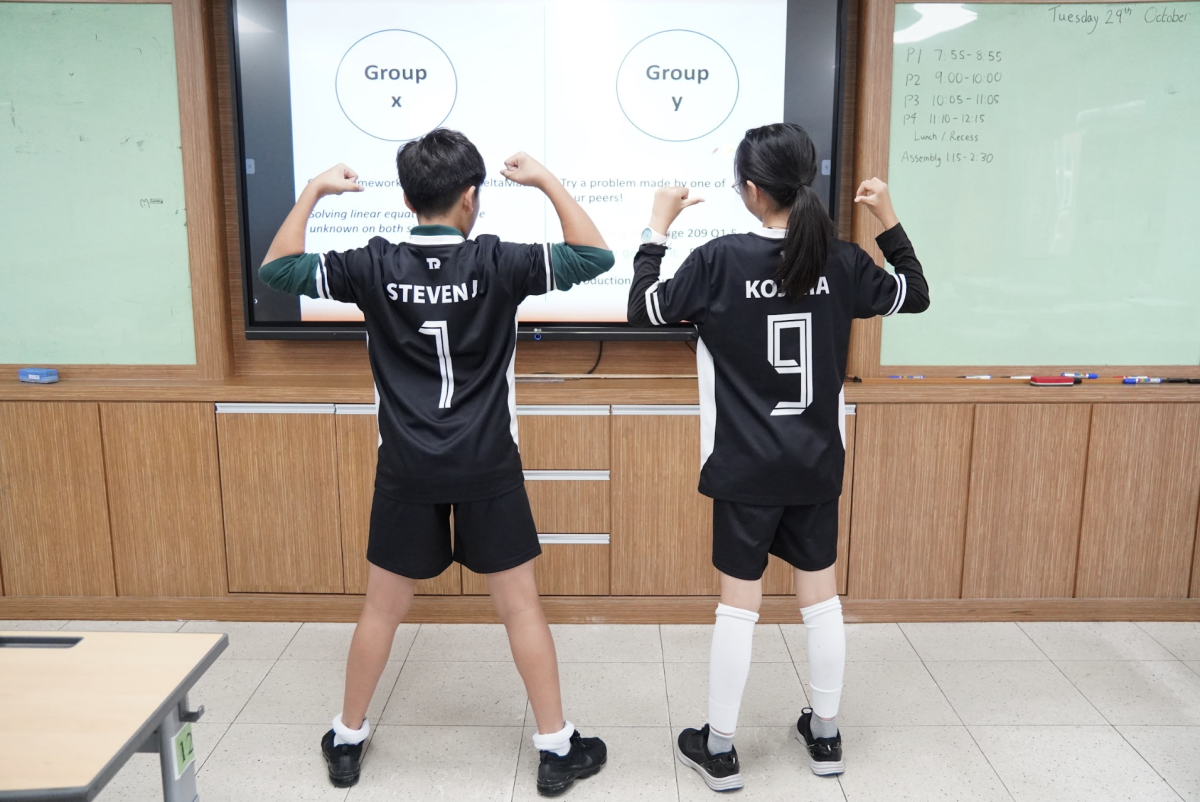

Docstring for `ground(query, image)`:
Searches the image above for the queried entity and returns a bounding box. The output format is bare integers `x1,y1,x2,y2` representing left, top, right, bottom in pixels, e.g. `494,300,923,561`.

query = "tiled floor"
7,619,1200,801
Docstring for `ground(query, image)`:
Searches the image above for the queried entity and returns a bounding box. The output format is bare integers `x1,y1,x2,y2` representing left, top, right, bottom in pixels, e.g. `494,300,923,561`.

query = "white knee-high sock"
801,596,845,723
708,603,759,747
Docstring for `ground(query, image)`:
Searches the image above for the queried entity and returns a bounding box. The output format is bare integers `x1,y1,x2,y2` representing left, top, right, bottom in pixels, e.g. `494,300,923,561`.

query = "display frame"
227,0,848,341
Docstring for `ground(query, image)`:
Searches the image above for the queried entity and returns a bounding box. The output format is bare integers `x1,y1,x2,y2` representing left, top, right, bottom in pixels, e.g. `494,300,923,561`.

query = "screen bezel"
227,0,847,341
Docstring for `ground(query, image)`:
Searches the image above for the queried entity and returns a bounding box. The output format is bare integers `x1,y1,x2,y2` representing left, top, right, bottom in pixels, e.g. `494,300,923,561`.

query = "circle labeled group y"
616,30,739,142
335,29,457,142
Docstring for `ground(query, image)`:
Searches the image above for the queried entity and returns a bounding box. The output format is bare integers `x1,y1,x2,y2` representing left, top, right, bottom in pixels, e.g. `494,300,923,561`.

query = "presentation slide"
283,0,787,323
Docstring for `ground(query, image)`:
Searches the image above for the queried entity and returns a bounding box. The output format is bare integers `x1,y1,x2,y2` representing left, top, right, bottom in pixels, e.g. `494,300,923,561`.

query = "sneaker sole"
536,762,604,797
328,772,360,788
794,728,844,776
674,741,744,792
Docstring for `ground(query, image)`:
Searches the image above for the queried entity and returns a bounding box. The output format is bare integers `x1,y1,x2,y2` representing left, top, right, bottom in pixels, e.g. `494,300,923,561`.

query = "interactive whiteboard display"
232,0,845,337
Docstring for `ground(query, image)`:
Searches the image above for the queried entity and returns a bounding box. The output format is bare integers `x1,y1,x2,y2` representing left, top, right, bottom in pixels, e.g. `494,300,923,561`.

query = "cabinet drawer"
518,407,609,470
525,472,609,534
463,537,610,595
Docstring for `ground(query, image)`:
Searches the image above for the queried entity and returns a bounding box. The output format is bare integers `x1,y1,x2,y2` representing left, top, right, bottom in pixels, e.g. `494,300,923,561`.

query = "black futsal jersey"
318,227,556,503
628,224,928,506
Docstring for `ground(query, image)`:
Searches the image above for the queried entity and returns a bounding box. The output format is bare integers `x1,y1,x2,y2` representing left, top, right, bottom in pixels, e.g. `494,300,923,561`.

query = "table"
0,630,228,801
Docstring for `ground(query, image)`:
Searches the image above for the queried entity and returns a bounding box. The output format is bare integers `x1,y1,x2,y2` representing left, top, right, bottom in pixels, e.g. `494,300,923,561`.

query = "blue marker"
1123,377,1162,384
889,375,925,379
1062,372,1099,379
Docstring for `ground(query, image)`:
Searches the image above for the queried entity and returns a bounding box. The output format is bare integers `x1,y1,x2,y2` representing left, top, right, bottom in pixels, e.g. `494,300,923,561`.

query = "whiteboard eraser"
18,368,59,383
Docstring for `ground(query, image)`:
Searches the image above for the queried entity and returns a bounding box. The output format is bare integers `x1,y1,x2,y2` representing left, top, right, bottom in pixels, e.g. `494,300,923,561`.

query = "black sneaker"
537,730,607,797
674,724,743,792
321,729,363,788
796,708,844,776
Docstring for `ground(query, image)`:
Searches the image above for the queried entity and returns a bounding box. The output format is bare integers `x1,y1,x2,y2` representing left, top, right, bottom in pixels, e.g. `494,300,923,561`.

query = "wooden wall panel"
217,411,344,593
611,415,717,595
762,556,794,595
174,0,232,379
0,403,115,597
100,403,227,597
518,415,610,470
845,0,895,379
961,405,1091,599
334,413,460,595
848,404,974,599
1192,498,1200,599
1075,404,1200,599
837,412,857,595
526,481,609,534
462,545,610,596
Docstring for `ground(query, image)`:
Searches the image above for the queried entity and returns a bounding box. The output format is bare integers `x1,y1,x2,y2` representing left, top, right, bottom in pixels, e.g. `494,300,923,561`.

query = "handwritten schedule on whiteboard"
883,3,1199,367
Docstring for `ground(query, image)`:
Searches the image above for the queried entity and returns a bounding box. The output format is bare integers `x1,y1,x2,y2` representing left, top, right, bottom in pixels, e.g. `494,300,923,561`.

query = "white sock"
532,720,575,757
801,596,845,723
332,714,369,747
707,603,759,750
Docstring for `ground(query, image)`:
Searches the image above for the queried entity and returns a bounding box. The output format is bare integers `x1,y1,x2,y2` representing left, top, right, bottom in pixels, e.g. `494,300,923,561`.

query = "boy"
258,128,613,796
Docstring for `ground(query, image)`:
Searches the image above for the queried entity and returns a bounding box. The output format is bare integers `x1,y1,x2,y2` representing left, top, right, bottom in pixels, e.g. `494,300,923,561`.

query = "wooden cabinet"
848,404,975,599
1075,404,1200,598
961,404,1091,599
334,406,460,595
216,404,345,594
761,408,858,596
0,402,115,597
101,403,227,597
611,408,716,595
610,406,859,597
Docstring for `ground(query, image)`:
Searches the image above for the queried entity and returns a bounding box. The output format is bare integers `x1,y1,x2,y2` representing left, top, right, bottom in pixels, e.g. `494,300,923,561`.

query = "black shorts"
712,498,839,581
367,485,541,579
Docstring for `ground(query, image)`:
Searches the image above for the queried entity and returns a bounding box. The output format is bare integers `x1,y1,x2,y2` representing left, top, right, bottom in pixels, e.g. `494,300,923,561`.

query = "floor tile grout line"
373,623,422,728
1037,638,1186,798
1134,621,1191,662
905,625,1019,802
506,724,525,802
1106,724,1189,802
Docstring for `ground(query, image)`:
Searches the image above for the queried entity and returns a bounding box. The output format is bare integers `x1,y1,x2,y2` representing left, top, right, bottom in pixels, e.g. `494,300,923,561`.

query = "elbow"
594,250,616,272
905,291,931,314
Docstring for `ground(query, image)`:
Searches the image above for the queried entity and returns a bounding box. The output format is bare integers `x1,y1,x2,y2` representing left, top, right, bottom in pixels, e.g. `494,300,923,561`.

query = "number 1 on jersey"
419,320,455,409
767,312,813,416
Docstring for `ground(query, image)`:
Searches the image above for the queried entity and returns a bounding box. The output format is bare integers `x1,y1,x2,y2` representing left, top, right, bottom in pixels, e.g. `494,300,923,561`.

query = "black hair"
395,128,487,216
734,123,835,299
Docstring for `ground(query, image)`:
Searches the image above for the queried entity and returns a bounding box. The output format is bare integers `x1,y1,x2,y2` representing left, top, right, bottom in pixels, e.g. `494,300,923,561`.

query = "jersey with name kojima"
629,225,927,505
318,231,556,503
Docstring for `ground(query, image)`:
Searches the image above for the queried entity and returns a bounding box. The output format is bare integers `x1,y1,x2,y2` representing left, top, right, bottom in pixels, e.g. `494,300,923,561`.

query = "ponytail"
780,184,835,299
734,123,834,299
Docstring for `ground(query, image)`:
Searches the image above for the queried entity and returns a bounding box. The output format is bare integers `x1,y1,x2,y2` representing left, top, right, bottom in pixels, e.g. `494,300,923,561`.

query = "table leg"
157,699,200,802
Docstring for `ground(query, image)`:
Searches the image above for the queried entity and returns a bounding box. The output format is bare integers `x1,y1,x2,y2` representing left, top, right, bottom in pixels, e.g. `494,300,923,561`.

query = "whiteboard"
883,2,1200,366
0,3,195,365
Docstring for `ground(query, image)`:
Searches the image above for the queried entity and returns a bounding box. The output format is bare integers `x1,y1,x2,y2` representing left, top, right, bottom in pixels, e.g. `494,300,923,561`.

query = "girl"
627,123,928,791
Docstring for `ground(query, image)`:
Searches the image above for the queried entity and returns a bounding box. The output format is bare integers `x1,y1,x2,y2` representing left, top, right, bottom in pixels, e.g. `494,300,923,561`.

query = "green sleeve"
549,244,615,291
258,253,320,298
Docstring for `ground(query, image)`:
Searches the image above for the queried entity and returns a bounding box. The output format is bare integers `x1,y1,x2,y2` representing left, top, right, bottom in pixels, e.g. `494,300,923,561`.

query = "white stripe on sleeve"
319,255,332,300
314,257,327,299
644,283,663,325
543,243,553,293
651,286,666,325
883,273,907,317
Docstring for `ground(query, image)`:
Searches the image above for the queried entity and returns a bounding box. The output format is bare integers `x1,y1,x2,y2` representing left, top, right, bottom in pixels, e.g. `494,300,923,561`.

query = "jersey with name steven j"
317,228,555,503
629,225,926,506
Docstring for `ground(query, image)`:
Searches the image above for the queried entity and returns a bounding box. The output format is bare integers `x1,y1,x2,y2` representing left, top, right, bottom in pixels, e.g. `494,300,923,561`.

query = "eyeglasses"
732,182,744,196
